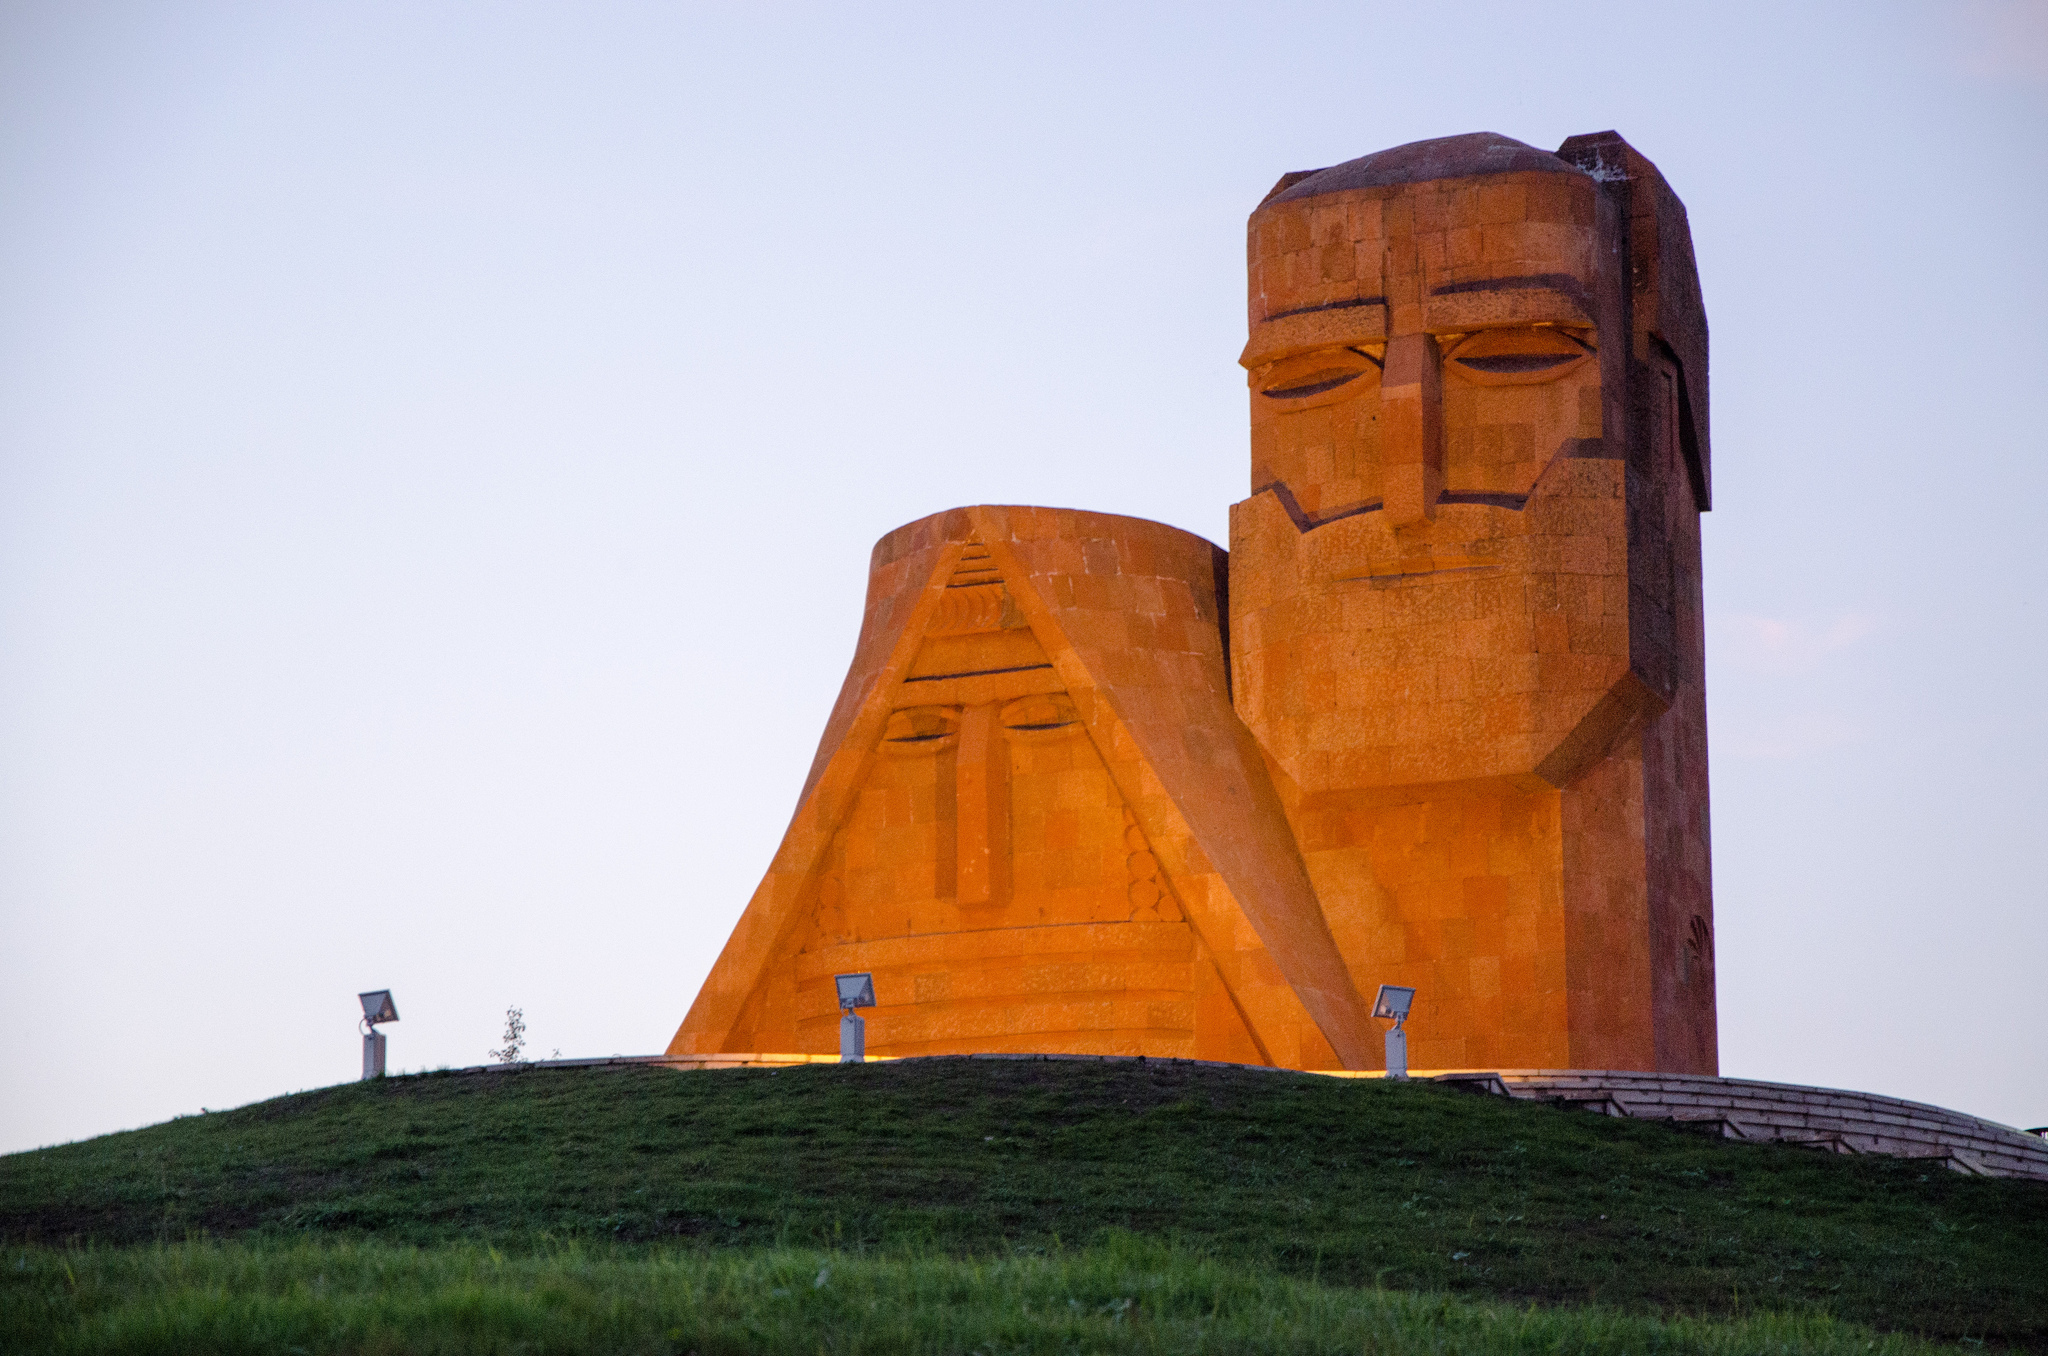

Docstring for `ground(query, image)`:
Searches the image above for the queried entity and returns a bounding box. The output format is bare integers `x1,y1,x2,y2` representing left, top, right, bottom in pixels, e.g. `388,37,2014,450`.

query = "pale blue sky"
3,1,2044,1153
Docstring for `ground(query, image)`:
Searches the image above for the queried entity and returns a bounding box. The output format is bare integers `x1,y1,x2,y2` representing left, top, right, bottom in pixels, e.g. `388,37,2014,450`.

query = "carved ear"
1259,169,1325,206
1556,129,1711,510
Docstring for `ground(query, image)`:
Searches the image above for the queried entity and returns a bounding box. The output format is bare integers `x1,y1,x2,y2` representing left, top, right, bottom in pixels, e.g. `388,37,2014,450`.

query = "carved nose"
1380,333,1443,526
954,702,1008,907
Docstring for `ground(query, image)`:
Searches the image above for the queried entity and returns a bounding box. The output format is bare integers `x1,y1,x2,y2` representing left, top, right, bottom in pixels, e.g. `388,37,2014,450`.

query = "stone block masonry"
674,132,1717,1078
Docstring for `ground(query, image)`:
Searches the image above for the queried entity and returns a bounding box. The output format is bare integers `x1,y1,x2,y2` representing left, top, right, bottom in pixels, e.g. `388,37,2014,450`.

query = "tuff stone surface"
672,130,1715,1077
671,507,1376,1068
1232,130,1714,1073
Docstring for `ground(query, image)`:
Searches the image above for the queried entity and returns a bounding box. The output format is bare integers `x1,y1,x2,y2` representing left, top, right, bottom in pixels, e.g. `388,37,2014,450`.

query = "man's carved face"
1231,164,1634,791
1242,169,1606,534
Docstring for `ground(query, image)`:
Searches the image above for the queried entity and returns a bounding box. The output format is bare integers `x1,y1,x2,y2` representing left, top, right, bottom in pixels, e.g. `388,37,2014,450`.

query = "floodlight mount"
1371,983,1416,1082
357,989,398,1080
1371,984,1415,1028
833,972,875,1064
834,972,876,1012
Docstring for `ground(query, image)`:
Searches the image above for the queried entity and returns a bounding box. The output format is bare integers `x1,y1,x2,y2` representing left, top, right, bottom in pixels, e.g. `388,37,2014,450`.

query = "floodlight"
1371,985,1415,1021
834,973,876,1011
357,989,398,1080
833,972,876,1064
1371,984,1416,1081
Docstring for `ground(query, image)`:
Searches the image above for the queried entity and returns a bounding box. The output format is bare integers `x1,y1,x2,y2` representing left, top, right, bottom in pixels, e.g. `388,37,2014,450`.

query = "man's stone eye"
1452,353,1578,374
1254,348,1381,402
1443,328,1592,386
1263,368,1364,399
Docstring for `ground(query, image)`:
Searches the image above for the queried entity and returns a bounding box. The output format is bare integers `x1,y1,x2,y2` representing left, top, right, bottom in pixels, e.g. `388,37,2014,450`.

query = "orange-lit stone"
670,507,1379,1069
671,129,1715,1075
1232,131,1715,1072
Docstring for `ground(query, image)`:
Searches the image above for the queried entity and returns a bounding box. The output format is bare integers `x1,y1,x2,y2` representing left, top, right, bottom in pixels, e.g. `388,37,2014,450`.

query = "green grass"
0,1234,1981,1355
3,1058,2044,1349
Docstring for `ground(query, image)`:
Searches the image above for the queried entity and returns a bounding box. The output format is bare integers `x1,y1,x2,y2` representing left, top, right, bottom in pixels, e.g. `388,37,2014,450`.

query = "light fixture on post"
1372,984,1416,1080
358,990,399,1079
833,972,876,1064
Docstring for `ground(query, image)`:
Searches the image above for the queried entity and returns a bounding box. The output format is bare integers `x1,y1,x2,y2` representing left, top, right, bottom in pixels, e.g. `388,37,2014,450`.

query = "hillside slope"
4,1058,2043,1344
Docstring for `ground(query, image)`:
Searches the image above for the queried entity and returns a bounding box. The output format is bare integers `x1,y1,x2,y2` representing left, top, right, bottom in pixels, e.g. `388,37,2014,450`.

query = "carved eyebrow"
1265,296,1388,322
1430,273,1587,302
1443,330,1596,359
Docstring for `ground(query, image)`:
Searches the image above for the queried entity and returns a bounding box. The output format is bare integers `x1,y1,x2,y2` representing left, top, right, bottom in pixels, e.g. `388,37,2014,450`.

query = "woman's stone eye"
884,707,957,746
1000,694,1079,732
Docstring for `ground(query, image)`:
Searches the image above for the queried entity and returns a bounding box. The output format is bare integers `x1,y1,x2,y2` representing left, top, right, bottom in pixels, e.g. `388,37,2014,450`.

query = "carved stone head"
1232,131,1709,793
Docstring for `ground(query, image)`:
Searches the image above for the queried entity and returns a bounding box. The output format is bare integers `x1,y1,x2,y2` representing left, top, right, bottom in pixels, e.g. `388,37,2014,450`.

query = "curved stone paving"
1418,1069,2048,1181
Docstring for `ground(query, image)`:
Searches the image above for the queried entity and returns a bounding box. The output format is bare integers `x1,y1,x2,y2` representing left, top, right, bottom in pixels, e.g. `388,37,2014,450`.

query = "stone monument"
669,130,1715,1074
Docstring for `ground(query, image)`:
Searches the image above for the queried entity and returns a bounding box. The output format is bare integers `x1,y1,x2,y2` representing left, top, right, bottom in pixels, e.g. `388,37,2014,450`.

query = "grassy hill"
4,1058,2044,1352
